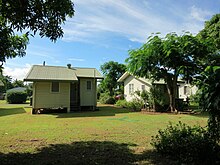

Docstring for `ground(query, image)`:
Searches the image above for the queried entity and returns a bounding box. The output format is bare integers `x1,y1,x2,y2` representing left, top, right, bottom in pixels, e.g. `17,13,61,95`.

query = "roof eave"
117,72,130,82
77,76,104,79
24,79,78,82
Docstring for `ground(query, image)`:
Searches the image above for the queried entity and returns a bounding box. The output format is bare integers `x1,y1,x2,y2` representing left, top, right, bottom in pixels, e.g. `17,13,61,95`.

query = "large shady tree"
0,0,74,71
100,61,126,96
126,32,214,112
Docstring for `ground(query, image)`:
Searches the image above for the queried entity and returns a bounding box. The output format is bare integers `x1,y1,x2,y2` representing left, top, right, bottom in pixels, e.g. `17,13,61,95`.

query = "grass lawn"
0,100,208,164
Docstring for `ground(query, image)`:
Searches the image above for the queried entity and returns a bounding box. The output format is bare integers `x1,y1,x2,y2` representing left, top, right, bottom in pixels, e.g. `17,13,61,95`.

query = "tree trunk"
172,75,178,112
165,74,178,113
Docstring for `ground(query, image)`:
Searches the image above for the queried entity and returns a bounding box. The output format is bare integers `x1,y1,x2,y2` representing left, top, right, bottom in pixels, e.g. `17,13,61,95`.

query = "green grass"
0,100,208,164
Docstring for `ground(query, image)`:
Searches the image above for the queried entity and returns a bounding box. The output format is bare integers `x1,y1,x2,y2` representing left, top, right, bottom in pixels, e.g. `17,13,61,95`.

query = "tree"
12,79,25,87
100,61,126,96
0,0,74,71
0,74,13,92
195,14,220,141
197,66,220,141
126,32,213,112
198,14,220,50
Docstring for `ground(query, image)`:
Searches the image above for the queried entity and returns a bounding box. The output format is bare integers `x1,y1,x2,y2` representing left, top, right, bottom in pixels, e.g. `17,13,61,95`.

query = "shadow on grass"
0,107,26,117
0,141,175,165
52,106,134,118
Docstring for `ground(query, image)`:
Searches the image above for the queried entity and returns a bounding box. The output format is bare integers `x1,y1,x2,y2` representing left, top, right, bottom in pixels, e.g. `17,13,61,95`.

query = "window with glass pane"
87,81,92,90
51,82,59,92
141,85,145,91
129,84,134,94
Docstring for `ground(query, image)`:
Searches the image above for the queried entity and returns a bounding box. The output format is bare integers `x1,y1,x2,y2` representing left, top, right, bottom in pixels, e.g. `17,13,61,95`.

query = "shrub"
99,93,116,104
127,98,144,111
115,99,128,108
151,122,219,164
6,91,27,104
190,90,201,104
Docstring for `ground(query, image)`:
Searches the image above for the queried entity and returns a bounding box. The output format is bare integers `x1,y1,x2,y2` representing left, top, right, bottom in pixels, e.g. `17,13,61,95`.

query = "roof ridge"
73,67,97,69
33,65,98,70
33,65,66,68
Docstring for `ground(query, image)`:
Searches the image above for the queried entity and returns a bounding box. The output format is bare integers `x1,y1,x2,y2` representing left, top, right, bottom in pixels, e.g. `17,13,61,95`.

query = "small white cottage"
24,64,103,113
118,72,197,102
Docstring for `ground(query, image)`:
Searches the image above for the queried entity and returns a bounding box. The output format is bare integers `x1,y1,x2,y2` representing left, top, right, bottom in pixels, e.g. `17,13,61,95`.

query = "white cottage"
24,64,103,113
118,72,197,102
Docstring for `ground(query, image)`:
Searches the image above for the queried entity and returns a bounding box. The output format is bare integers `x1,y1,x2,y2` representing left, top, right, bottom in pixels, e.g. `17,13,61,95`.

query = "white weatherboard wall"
33,82,70,111
79,78,97,106
124,75,151,102
178,84,198,101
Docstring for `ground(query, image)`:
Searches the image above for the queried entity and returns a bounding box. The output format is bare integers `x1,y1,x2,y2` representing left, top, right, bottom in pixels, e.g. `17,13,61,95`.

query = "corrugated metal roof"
118,72,184,84
73,67,103,78
24,65,78,81
24,65,103,82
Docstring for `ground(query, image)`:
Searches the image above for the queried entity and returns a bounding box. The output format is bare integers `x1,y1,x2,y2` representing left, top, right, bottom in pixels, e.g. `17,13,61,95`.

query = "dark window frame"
51,82,60,93
87,81,92,90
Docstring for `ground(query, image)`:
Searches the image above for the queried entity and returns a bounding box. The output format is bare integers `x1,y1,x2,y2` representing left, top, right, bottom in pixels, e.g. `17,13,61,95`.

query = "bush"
99,93,116,104
190,90,201,104
115,99,128,108
6,91,27,104
127,98,144,111
151,122,219,164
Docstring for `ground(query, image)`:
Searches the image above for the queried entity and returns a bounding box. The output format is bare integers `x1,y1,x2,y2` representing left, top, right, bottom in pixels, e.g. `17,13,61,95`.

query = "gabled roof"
118,72,184,84
117,72,165,84
24,65,103,82
117,72,130,82
74,67,103,79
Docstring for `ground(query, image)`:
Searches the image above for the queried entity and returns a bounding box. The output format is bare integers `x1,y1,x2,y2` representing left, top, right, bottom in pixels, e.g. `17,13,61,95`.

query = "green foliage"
100,61,126,96
0,0,74,71
115,99,128,108
151,122,219,164
140,90,149,102
0,75,31,93
12,79,24,87
0,28,28,69
175,99,185,111
198,14,220,50
0,75,13,93
6,91,27,104
126,32,212,112
189,90,201,104
133,87,169,111
26,87,33,97
197,66,220,141
127,98,144,111
150,86,168,107
0,0,74,41
99,93,116,104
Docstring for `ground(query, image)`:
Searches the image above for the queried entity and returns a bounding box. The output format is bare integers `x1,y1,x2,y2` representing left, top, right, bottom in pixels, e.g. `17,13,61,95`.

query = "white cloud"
62,1,214,43
3,64,31,81
190,6,212,22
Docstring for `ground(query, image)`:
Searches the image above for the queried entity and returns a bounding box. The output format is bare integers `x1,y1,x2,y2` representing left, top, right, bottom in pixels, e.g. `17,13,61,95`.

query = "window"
87,81,92,90
141,85,145,91
184,86,190,95
51,82,59,92
129,84,134,94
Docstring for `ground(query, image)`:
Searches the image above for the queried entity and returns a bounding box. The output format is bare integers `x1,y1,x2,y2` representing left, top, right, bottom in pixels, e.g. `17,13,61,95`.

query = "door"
70,82,79,111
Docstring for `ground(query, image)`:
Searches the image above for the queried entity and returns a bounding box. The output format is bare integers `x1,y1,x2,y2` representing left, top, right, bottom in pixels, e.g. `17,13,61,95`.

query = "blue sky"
3,0,220,80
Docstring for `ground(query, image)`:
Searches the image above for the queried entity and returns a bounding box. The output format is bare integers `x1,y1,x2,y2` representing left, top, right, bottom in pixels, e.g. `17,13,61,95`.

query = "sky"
3,0,220,80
